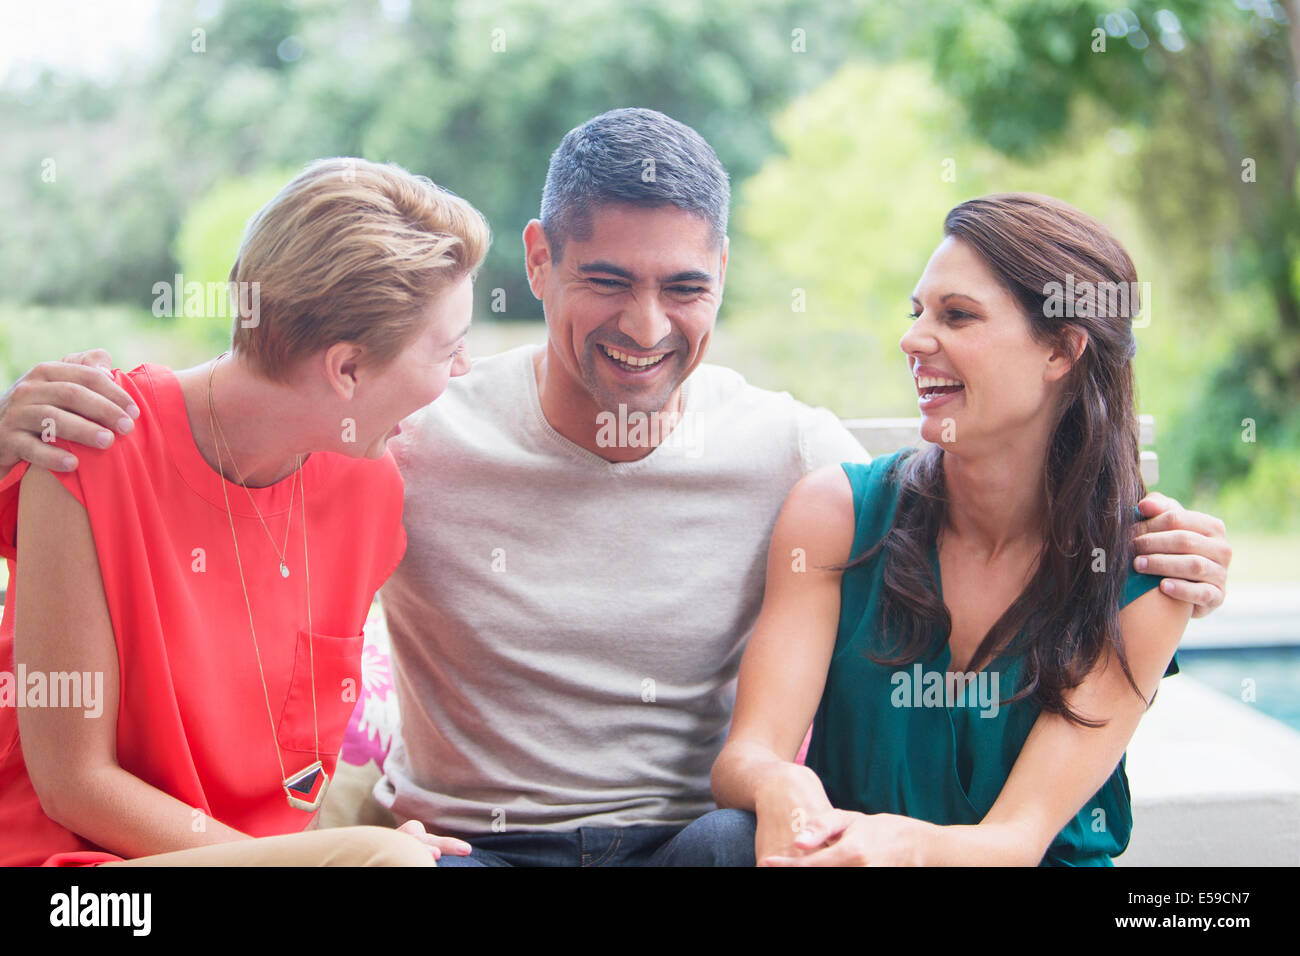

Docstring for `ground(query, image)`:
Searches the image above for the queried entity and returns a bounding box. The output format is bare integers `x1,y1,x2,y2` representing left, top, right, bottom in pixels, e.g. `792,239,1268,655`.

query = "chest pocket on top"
276,628,364,756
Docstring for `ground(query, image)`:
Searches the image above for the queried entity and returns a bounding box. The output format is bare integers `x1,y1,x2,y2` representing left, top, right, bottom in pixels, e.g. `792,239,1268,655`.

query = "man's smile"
599,343,674,377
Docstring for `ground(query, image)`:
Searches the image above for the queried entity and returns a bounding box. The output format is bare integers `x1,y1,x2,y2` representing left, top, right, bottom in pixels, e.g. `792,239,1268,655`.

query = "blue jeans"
434,808,757,867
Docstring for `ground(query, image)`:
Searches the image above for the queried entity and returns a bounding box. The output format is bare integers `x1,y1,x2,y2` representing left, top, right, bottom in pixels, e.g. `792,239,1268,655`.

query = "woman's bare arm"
956,585,1192,862
15,465,249,856
766,570,1191,866
709,465,856,859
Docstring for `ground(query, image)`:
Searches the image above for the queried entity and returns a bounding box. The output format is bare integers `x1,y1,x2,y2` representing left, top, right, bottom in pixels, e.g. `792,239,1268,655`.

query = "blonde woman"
0,158,487,866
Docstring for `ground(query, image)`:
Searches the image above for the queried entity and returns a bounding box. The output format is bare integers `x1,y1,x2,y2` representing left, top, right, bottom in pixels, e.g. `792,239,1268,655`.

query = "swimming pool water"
1176,646,1300,732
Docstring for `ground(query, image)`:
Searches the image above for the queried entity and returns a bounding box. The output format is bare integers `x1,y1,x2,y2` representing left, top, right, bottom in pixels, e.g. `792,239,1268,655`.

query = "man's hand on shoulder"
0,350,137,473
1132,491,1232,619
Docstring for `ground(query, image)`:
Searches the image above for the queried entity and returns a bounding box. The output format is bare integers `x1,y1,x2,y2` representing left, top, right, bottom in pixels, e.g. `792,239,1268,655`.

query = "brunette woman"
712,194,1192,866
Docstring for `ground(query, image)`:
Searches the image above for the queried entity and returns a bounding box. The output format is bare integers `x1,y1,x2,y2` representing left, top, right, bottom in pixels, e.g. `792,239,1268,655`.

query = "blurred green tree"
2,0,868,321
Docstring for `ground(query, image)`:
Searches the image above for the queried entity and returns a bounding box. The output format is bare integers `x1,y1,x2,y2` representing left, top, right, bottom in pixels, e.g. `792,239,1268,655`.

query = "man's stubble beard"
581,349,686,419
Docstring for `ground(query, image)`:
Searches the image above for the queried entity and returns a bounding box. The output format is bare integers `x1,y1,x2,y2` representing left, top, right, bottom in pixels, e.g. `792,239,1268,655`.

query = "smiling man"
527,202,717,464
0,109,1233,867
372,109,874,865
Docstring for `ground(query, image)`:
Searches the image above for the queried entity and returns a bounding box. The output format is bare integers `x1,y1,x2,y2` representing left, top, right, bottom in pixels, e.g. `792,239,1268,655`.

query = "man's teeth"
915,374,963,389
603,345,667,368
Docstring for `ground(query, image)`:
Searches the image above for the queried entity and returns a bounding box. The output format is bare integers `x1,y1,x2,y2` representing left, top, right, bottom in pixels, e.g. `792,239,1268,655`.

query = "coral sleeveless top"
0,363,406,865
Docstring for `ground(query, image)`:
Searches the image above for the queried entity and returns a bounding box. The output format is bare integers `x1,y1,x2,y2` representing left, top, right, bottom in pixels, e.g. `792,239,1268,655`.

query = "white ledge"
1119,673,1300,865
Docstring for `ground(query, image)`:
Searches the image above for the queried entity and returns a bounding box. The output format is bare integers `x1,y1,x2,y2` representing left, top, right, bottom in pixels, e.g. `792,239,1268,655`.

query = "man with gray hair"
376,107,869,864
0,107,1233,866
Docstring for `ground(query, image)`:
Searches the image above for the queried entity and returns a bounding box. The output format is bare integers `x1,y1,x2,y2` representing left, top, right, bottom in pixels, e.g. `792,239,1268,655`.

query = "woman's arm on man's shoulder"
15,465,248,857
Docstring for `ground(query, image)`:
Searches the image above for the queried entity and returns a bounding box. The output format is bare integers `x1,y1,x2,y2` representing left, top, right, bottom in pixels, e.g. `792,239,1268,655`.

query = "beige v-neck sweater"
375,344,868,833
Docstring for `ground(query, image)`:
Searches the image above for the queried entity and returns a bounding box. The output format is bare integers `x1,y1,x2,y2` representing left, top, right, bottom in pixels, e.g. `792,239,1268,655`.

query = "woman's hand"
752,764,835,864
395,820,473,862
754,805,808,865
759,809,938,866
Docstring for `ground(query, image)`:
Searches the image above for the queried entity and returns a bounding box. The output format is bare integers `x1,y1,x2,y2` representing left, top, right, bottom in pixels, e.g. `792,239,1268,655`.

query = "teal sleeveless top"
804,452,1178,866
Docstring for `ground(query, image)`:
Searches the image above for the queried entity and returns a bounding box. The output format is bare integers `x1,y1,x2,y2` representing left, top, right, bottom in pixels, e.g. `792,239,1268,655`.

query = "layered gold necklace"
206,352,328,812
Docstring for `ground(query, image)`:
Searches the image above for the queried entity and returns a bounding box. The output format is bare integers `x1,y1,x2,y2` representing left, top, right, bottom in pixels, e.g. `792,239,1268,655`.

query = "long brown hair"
854,193,1148,726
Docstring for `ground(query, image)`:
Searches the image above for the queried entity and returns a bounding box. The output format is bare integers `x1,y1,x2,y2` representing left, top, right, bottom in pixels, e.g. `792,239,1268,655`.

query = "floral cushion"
339,603,399,770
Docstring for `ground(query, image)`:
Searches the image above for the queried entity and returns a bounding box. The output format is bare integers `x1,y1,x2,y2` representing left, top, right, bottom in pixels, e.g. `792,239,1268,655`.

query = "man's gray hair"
540,107,730,261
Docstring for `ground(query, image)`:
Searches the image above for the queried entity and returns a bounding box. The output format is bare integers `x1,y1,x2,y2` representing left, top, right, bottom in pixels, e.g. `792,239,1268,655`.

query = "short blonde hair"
229,157,490,380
